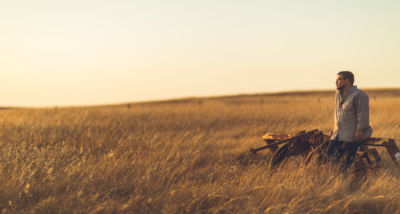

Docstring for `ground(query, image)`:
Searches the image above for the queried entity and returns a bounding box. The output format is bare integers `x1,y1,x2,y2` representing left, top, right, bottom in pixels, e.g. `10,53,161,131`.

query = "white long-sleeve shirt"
331,86,373,142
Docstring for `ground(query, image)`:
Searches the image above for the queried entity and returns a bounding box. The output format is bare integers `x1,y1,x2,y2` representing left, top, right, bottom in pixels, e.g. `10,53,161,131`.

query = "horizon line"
2,87,400,109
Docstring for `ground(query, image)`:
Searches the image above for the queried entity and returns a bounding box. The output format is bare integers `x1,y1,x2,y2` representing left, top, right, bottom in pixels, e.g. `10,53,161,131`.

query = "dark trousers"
326,139,359,170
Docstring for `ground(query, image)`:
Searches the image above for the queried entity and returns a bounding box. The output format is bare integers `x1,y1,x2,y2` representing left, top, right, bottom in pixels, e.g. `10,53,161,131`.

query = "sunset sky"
1,0,399,107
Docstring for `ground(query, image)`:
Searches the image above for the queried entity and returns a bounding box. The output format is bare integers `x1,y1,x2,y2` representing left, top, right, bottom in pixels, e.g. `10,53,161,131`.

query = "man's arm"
355,92,370,142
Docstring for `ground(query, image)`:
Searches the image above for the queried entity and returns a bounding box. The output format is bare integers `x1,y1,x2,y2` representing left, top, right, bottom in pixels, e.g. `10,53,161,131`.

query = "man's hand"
354,129,363,142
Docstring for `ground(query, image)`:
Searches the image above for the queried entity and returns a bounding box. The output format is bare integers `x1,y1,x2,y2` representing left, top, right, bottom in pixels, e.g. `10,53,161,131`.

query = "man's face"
336,74,347,91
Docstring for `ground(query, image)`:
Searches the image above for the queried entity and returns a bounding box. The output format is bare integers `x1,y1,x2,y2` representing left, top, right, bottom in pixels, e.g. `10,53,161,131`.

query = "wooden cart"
250,129,400,171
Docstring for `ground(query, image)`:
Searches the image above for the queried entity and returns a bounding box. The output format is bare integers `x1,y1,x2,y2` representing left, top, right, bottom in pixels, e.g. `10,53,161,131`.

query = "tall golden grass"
0,89,400,213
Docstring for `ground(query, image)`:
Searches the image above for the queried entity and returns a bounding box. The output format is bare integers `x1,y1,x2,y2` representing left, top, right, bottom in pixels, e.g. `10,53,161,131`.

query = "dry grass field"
1,89,400,213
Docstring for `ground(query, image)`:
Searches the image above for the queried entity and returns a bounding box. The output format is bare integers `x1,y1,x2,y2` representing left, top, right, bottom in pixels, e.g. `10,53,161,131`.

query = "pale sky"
1,0,399,107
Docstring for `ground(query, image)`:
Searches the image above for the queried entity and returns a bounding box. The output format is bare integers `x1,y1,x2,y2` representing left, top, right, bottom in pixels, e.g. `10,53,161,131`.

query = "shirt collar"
339,85,357,104
342,85,357,97
347,85,357,95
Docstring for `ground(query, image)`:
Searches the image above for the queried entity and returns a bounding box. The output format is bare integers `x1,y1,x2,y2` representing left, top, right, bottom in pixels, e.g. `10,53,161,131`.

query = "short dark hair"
337,71,354,84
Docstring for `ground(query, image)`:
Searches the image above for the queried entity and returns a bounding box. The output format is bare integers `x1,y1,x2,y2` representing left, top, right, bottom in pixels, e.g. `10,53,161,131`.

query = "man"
326,71,373,170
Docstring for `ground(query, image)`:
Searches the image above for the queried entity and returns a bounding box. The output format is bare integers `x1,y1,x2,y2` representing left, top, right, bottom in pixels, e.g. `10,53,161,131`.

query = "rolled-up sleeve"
356,93,370,130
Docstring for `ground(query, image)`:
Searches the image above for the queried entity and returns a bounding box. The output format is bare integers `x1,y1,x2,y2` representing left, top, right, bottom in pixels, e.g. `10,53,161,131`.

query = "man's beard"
337,85,343,91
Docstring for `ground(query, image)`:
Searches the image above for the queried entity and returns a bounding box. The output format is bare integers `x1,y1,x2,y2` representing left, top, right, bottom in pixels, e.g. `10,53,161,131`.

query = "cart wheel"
304,140,330,165
269,143,290,169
